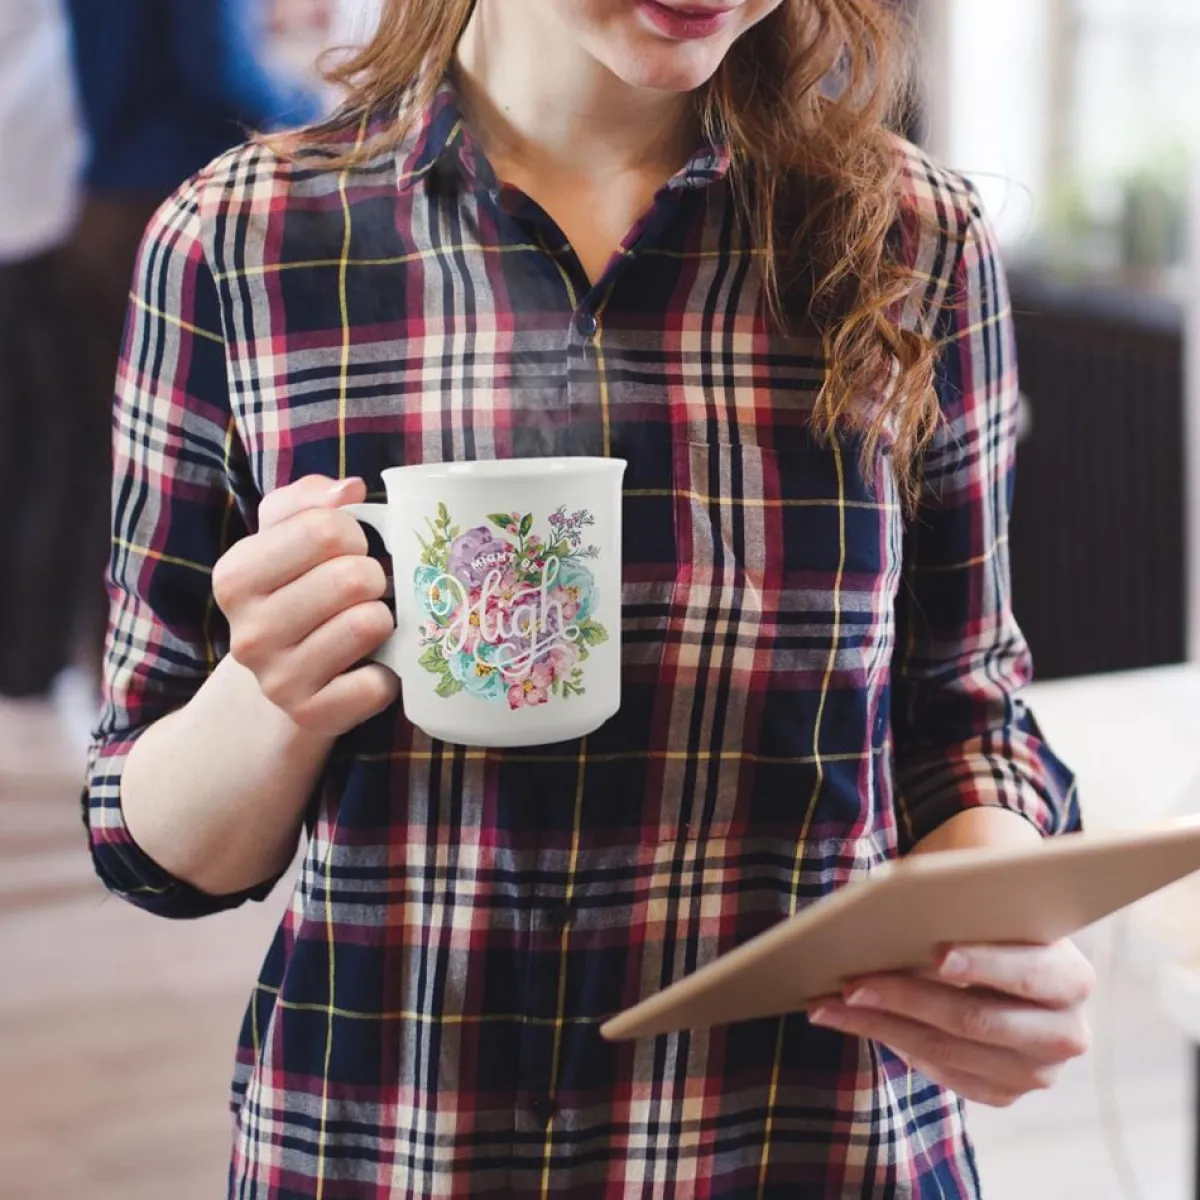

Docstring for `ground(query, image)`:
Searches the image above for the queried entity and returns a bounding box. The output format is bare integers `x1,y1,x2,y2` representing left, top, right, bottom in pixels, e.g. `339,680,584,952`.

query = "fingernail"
809,1006,841,1028
845,987,880,1008
328,478,358,498
941,951,969,979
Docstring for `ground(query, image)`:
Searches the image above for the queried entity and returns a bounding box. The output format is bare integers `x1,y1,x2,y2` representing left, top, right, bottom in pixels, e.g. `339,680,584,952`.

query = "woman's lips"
636,0,737,41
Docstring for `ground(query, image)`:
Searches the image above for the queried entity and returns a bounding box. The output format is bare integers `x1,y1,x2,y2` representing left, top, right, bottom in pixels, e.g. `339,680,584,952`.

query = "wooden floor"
1,755,1192,1199
1,768,287,1200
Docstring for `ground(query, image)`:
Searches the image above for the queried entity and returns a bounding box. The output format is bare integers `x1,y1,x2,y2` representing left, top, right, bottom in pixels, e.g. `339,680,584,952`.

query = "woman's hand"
212,475,400,736
808,940,1095,1107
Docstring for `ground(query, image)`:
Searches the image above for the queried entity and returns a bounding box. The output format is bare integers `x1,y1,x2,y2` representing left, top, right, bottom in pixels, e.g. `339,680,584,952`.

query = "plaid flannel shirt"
85,81,1077,1199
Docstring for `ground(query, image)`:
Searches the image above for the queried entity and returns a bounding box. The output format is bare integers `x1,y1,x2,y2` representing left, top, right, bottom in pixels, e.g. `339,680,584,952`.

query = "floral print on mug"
413,504,609,709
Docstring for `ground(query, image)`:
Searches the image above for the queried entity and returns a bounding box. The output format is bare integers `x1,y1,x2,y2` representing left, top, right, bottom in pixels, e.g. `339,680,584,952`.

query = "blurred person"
83,1,1093,1196
62,0,323,685
0,0,86,768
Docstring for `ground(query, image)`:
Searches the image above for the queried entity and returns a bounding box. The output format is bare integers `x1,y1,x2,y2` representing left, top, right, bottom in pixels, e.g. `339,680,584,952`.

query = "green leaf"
437,502,450,524
448,526,461,540
488,513,516,531
418,644,443,671
576,619,609,647
435,674,464,698
519,513,533,537
561,672,586,699
549,539,571,559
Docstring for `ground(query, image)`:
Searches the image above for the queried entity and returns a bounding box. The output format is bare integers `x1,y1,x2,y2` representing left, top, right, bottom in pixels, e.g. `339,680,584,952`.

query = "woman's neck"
454,2,696,181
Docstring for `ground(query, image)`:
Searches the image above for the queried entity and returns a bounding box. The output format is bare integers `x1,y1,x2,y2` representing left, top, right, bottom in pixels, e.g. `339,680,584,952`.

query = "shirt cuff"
83,728,278,920
893,728,1081,854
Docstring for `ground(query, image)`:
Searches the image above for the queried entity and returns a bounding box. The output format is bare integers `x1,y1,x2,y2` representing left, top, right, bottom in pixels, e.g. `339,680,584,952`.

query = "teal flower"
414,565,462,622
448,641,509,702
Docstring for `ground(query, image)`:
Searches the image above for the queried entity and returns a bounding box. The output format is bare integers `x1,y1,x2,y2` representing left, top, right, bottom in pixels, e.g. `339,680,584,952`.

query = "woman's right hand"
212,475,401,736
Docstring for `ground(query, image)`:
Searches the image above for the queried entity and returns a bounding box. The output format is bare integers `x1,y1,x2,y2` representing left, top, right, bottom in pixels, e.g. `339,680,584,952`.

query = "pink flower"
464,613,486,653
549,583,581,622
445,587,484,654
421,620,441,640
507,660,553,710
547,642,579,678
487,567,523,610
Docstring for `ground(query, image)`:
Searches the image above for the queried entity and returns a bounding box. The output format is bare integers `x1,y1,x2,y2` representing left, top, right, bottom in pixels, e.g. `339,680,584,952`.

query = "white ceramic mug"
347,457,627,747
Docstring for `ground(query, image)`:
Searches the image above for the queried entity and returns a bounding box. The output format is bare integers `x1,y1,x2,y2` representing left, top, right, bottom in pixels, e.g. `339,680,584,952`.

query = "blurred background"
2,1,1200,1196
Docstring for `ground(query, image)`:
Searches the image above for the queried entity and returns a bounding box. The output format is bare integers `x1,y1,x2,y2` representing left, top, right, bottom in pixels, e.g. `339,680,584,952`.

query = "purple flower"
448,526,512,588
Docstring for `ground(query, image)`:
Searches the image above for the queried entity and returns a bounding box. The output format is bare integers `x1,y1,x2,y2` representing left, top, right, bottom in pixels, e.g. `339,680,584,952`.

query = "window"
926,0,1199,274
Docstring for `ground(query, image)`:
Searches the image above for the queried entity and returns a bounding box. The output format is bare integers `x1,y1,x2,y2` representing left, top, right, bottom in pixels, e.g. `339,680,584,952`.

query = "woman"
84,1,1092,1195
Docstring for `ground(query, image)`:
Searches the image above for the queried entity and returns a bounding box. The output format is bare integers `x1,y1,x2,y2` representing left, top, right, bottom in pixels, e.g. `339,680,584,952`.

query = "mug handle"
344,502,405,677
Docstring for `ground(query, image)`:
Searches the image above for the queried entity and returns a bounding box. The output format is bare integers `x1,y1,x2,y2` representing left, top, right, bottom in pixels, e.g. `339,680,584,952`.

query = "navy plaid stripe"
85,80,1076,1198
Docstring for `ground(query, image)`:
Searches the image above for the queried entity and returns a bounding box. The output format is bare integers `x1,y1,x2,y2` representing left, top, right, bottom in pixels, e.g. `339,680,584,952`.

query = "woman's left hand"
808,940,1096,1108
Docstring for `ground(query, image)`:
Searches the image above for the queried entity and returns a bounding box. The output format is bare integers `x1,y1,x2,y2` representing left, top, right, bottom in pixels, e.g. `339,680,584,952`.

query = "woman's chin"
603,40,732,95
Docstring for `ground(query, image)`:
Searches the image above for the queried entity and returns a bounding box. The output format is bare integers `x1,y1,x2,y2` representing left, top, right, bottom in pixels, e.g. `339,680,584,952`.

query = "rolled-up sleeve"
82,170,265,918
891,190,1078,851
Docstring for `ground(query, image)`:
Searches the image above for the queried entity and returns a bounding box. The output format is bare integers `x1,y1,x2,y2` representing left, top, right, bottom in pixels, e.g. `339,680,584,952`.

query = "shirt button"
575,310,598,339
531,1096,558,1126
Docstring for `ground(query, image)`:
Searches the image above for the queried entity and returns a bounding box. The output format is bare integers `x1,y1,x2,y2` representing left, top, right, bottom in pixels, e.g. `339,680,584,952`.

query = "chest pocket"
668,435,902,674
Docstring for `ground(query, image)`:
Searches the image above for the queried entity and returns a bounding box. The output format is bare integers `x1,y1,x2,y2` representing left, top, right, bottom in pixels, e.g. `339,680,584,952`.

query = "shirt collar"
396,74,731,196
395,76,476,193
667,141,732,191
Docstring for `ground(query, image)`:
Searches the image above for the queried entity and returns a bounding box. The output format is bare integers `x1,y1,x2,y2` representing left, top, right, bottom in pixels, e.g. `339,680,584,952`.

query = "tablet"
600,819,1200,1041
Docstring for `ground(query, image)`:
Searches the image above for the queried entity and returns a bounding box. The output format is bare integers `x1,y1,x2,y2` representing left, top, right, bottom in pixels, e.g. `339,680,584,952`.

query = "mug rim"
381,456,627,483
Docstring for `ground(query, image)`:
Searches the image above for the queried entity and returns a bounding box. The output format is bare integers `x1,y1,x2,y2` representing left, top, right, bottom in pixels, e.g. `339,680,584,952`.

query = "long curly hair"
315,0,939,499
